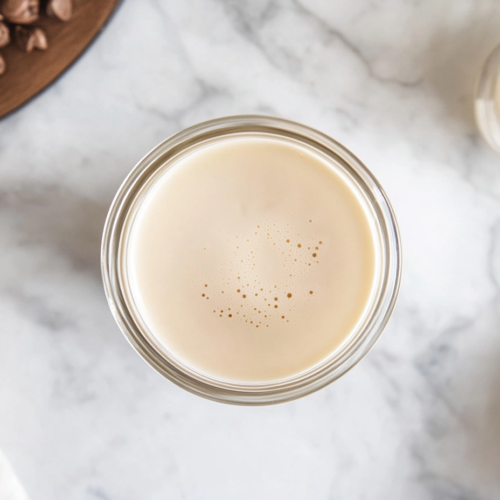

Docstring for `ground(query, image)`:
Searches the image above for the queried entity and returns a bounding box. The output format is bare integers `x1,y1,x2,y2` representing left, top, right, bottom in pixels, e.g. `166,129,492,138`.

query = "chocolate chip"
15,25,47,52
1,0,39,25
46,0,72,22
32,26,47,49
0,21,10,48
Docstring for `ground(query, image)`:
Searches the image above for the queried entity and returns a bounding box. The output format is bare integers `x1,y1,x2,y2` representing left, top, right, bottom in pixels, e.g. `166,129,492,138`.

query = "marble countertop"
2,1,500,499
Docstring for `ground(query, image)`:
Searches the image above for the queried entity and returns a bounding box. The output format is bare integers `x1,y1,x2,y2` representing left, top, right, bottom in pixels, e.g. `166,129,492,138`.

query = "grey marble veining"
1,1,500,499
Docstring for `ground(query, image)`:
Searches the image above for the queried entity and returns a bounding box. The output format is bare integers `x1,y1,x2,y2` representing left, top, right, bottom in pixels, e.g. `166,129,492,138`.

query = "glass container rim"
475,42,500,154
101,115,402,405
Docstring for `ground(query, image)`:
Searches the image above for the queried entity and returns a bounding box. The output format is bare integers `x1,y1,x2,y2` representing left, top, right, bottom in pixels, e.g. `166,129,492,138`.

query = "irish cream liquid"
124,136,379,383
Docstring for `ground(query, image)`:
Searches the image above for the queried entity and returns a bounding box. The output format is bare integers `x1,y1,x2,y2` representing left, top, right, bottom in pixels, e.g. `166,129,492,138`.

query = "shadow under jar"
101,116,401,405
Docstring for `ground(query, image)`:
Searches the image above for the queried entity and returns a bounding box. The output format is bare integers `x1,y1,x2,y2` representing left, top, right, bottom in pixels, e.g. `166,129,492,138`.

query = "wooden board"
0,0,122,118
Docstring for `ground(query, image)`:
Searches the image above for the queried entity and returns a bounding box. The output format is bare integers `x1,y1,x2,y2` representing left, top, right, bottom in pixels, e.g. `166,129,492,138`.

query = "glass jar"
476,43,500,154
101,116,401,405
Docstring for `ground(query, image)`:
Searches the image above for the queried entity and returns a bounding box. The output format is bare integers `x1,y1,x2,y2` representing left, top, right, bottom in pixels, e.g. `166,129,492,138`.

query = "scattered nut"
0,53,5,75
46,0,71,22
15,25,46,52
0,0,39,24
0,20,9,47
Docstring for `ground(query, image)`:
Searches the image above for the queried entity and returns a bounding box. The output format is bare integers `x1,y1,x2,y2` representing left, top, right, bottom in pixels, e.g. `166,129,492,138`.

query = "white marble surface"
1,0,500,498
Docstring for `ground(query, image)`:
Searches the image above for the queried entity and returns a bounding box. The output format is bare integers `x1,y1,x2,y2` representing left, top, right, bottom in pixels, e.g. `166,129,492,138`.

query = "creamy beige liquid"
125,136,378,383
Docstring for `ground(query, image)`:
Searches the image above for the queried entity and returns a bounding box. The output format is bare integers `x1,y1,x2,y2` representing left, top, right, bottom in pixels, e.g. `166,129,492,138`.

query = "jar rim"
475,43,500,154
101,115,402,405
